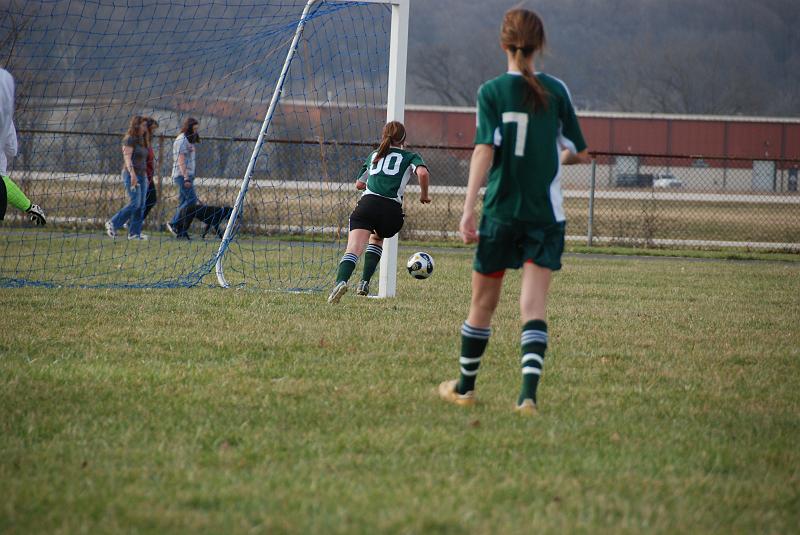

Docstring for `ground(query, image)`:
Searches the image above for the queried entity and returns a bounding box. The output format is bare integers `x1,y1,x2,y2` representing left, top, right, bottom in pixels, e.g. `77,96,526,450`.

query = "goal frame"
214,0,410,297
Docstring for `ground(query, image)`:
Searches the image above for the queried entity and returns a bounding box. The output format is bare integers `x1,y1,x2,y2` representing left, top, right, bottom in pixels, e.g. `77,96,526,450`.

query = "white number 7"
502,112,528,157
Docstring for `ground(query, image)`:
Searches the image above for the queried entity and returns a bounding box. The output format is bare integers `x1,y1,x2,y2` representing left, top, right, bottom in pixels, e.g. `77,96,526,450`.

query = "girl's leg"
329,228,371,303
450,271,503,394
129,178,147,236
130,177,147,235
359,233,384,289
467,271,504,328
335,228,371,283
110,171,135,229
517,262,553,408
170,176,187,227
142,181,157,221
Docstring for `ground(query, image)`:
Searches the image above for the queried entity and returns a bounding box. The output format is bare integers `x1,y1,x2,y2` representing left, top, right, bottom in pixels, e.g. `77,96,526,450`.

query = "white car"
653,174,683,188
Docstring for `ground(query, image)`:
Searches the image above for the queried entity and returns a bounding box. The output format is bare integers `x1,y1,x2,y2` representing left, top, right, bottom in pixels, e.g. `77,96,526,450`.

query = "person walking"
166,117,200,239
438,8,589,415
106,115,150,240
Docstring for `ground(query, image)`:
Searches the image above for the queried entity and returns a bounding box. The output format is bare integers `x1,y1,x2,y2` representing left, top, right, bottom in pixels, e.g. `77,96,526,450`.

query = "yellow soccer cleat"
438,379,476,407
515,398,538,416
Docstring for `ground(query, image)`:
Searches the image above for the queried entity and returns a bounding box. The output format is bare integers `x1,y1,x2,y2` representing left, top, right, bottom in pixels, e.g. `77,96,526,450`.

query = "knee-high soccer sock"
456,322,491,395
335,252,359,283
361,244,382,283
2,176,32,212
519,320,548,405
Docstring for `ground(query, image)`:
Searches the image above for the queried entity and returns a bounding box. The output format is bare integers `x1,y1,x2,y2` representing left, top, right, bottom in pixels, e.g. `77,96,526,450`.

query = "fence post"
157,133,165,229
588,158,596,246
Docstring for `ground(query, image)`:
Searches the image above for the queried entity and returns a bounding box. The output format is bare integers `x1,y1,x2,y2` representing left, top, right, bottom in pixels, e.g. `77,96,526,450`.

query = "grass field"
2,250,799,533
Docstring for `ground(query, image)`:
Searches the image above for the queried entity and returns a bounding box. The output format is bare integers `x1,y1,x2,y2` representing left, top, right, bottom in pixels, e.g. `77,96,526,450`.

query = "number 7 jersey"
355,148,426,204
475,71,587,224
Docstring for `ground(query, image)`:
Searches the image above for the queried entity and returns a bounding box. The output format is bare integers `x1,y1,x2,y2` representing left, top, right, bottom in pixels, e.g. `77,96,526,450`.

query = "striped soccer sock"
518,319,548,405
456,322,491,395
360,244,382,283
335,252,359,283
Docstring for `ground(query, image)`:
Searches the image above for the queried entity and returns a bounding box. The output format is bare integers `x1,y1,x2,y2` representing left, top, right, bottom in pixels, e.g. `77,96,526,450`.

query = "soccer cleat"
105,220,116,238
166,222,178,237
327,281,348,304
128,233,149,241
26,204,46,226
515,398,538,416
438,379,475,407
356,280,369,296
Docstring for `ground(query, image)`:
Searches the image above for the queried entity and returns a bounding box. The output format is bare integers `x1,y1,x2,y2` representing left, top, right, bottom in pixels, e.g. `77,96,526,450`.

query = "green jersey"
475,71,587,224
355,147,426,204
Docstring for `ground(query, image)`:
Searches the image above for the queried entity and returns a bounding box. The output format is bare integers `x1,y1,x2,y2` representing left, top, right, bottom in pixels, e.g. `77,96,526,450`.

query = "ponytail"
373,121,406,164
502,9,549,112
513,47,548,112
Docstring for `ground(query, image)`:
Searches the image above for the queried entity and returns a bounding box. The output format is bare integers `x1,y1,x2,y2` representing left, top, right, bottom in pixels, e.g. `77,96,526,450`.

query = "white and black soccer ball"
406,251,434,279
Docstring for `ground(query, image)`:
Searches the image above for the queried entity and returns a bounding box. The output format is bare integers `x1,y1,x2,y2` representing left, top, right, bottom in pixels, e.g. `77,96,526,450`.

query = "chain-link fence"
7,130,800,251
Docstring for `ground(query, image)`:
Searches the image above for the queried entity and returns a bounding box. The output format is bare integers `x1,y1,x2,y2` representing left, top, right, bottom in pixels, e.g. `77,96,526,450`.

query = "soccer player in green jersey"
438,8,589,415
327,121,430,303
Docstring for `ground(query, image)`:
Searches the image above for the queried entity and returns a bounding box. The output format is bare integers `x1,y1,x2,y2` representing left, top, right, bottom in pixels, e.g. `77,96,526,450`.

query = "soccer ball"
407,251,434,279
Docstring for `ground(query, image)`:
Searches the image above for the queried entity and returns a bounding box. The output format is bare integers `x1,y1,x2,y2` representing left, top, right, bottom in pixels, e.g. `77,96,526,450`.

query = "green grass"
1,252,799,533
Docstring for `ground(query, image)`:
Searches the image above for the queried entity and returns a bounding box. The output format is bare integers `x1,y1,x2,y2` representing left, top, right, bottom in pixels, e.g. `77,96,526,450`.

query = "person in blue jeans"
166,117,200,239
106,116,149,240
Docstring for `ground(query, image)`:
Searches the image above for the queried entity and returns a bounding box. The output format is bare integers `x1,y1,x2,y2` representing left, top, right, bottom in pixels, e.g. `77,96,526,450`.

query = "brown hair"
125,115,144,143
501,9,548,111
143,116,159,148
373,121,406,164
181,117,200,144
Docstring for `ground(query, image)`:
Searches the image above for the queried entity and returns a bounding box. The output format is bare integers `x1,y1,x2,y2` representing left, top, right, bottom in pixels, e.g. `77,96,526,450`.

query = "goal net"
0,0,399,290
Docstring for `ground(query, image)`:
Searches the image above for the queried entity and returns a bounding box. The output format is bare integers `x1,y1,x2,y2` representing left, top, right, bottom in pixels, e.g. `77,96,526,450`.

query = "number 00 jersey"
475,71,587,224
355,148,426,204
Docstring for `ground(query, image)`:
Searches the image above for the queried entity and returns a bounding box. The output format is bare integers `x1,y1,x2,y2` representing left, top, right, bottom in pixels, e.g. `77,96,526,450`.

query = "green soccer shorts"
473,216,566,276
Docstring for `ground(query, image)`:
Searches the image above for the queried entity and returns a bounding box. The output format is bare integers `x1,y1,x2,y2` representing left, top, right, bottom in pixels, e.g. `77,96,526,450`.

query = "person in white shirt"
0,68,45,225
166,117,200,239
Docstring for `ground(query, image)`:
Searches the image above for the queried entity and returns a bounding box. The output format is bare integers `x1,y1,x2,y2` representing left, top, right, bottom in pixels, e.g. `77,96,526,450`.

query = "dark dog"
178,204,234,239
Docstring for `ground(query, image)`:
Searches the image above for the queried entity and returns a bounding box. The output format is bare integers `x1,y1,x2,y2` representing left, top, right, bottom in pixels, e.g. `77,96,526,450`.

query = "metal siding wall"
720,123,784,159
670,121,725,157
783,125,800,159
611,118,669,154
579,117,611,152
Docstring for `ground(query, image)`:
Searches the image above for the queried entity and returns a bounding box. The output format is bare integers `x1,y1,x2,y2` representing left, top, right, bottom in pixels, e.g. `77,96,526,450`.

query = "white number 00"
369,152,403,175
502,112,528,157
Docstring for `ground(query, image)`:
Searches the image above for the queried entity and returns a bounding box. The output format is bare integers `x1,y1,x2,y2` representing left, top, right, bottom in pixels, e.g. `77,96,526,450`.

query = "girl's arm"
561,148,590,165
178,152,188,179
122,145,138,186
416,166,430,203
460,144,494,243
355,161,368,190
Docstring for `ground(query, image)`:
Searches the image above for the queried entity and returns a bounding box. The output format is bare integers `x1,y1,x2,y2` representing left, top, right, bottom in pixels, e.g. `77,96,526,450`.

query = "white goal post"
214,0,410,297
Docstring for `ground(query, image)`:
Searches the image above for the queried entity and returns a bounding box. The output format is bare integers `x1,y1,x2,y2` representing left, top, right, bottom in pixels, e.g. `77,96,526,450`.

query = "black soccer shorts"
348,194,404,239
